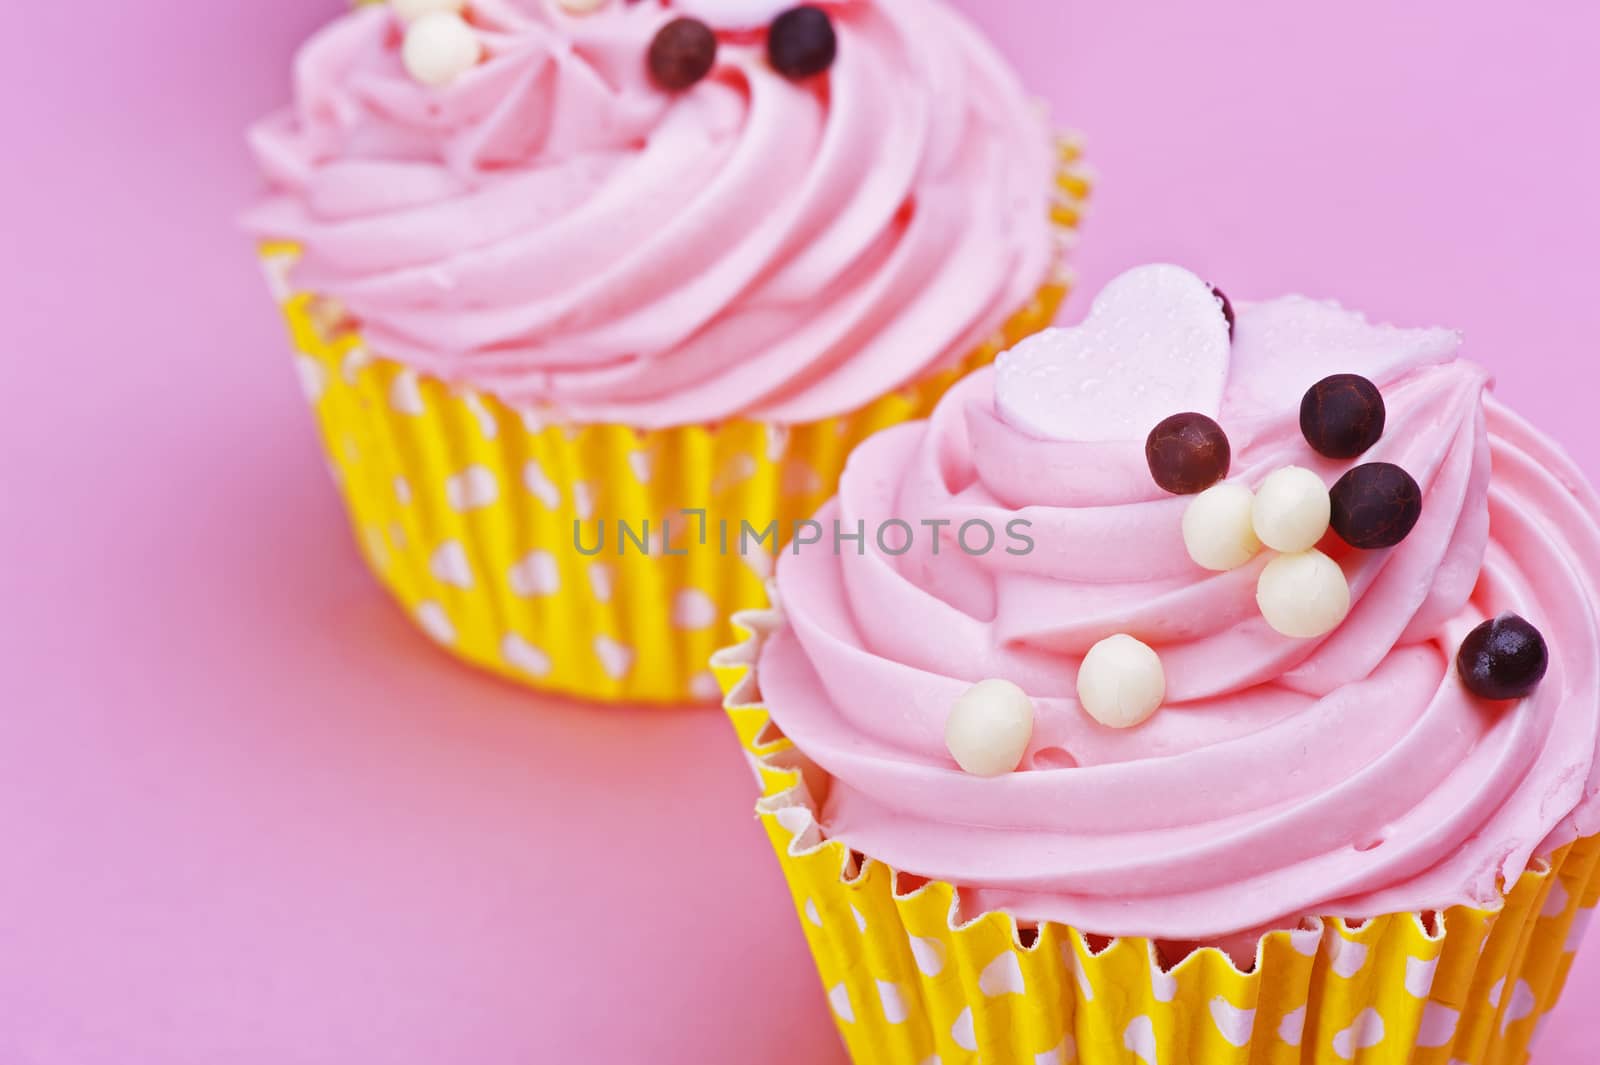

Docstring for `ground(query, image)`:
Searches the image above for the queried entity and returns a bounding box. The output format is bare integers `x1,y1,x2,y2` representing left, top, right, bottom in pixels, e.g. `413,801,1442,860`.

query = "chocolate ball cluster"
1140,283,1548,701
1147,378,1421,554
649,4,838,93
1299,375,1422,549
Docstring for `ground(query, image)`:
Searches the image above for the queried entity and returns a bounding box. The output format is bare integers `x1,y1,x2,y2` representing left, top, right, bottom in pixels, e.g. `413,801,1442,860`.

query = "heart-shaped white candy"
996,264,1231,442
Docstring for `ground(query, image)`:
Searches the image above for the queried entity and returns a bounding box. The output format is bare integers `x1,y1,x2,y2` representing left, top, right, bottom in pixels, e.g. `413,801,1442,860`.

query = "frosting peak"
759,270,1600,947
246,0,1059,428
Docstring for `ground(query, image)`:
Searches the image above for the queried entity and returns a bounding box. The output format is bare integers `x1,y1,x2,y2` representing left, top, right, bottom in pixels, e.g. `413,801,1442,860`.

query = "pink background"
5,0,1598,1061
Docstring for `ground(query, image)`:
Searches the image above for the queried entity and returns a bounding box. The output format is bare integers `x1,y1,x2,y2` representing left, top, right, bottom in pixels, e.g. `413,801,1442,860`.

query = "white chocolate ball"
1252,465,1332,553
402,12,482,87
390,0,466,22
1256,549,1351,638
1183,482,1263,571
1076,635,1166,730
555,0,608,12
945,679,1035,777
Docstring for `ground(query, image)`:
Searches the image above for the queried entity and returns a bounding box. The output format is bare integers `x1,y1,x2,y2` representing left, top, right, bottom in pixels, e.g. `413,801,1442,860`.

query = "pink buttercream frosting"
245,0,1057,428
759,274,1600,946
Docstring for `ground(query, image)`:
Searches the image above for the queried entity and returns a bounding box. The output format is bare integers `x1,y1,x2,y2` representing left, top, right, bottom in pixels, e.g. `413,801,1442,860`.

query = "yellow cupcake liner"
254,139,1085,705
713,606,1600,1065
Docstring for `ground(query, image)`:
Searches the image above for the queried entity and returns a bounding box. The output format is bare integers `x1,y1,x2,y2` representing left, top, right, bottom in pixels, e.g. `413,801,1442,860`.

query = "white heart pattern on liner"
1209,997,1255,1048
672,589,718,631
341,344,372,383
1416,1002,1459,1048
1542,877,1569,918
876,981,908,1025
429,540,473,589
688,671,722,702
1150,960,1177,1004
594,635,634,680
1122,1015,1159,1065
996,264,1230,442
295,356,326,403
523,460,562,510
588,563,614,603
1059,942,1095,1001
509,551,560,598
713,454,759,497
1327,934,1369,978
1035,1036,1076,1065
500,633,552,678
1404,954,1439,998
908,935,945,977
446,465,498,512
1331,1008,1385,1059
1278,1005,1306,1047
461,391,497,439
415,601,455,645
390,368,425,415
951,1007,977,1052
1288,925,1321,957
1499,980,1535,1033
826,984,853,1024
573,482,596,521
978,951,1025,997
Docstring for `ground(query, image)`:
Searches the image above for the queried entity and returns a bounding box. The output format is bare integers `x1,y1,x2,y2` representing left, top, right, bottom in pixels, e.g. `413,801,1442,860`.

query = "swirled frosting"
245,0,1057,428
759,269,1600,948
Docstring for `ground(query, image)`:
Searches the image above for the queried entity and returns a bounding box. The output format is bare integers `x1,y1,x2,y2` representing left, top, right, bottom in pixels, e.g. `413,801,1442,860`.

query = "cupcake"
245,0,1087,703
715,265,1600,1063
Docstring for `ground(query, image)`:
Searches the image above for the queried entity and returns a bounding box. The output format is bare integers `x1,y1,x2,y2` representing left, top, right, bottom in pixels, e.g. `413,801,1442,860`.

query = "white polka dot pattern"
593,635,634,681
444,466,497,512
978,952,1025,997
508,551,560,599
414,601,454,645
877,981,908,1025
389,369,424,415
295,356,326,403
1208,997,1254,1048
428,540,473,589
500,633,552,678
828,984,854,1024
260,156,1077,704
713,606,1600,1065
671,590,718,631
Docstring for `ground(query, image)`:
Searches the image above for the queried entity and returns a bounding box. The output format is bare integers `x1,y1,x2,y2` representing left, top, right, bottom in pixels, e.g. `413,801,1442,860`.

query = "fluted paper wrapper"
254,143,1089,704
712,607,1600,1065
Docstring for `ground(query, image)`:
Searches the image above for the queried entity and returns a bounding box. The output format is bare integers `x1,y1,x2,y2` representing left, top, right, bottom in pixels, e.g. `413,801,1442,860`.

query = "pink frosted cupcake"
717,265,1600,1064
245,0,1086,703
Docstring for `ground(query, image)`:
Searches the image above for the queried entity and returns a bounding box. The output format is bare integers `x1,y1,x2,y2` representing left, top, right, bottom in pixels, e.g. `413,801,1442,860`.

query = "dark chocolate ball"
649,18,718,92
1209,285,1235,339
768,6,837,80
1146,413,1232,495
1329,462,1421,549
1457,614,1549,701
1300,374,1386,459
